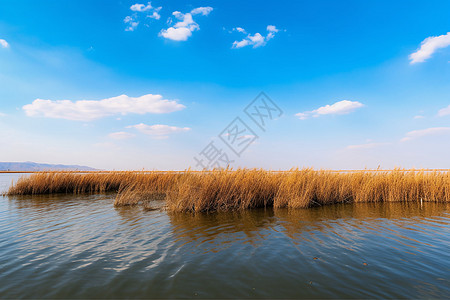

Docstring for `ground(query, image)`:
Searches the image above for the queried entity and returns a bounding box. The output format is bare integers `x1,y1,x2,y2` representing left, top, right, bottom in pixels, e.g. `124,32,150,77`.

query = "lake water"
0,174,449,298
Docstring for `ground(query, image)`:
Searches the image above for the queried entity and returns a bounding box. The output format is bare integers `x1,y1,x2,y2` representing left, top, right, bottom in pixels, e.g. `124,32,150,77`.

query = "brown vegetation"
6,171,181,196
6,169,450,212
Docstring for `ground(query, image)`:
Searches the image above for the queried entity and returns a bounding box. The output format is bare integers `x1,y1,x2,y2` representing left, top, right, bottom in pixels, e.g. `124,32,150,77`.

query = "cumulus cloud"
295,100,364,120
23,94,186,121
409,32,450,64
0,39,9,48
131,2,152,12
438,104,450,117
159,7,213,41
266,25,278,33
232,25,279,49
108,132,135,140
148,11,161,19
125,2,161,31
127,123,191,139
400,127,450,142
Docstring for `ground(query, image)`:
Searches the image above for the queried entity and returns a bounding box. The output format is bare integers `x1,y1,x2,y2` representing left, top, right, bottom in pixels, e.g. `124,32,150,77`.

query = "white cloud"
232,39,250,48
266,25,279,33
248,33,265,47
159,7,213,41
124,15,140,31
148,11,161,20
240,134,256,139
108,132,135,140
438,104,450,117
23,94,186,121
409,32,450,64
125,2,161,31
0,39,9,48
232,25,280,49
266,25,279,41
295,100,364,120
294,112,309,120
127,123,191,139
414,115,425,119
0,112,6,117
190,7,213,16
400,127,450,142
130,2,152,12
160,26,193,41
346,142,390,150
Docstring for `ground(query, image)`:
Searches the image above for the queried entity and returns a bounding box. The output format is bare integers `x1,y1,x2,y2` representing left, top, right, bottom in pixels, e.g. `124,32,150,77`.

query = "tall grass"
165,169,283,212
166,169,450,212
6,169,450,212
6,171,181,197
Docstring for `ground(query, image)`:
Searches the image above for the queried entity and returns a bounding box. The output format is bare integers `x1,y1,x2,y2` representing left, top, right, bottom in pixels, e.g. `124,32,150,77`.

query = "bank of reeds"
6,171,181,197
6,169,450,212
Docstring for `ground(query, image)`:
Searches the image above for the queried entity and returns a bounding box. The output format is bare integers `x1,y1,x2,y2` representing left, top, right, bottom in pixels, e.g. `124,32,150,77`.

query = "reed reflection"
168,208,276,250
167,202,449,253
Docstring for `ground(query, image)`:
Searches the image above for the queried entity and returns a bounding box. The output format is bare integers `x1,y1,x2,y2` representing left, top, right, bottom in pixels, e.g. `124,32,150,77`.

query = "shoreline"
2,168,450,174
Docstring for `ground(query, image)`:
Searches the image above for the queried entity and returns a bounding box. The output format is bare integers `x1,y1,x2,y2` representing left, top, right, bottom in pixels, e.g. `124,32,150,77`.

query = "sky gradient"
1,0,450,170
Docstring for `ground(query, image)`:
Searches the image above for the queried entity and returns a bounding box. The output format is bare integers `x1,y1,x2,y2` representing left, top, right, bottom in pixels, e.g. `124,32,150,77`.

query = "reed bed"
6,171,182,197
6,169,450,212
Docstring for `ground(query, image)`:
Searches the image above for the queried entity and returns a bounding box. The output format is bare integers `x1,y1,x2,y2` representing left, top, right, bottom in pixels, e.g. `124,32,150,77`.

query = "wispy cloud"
190,7,213,16
295,100,364,120
232,25,279,49
0,112,6,117
108,132,135,140
414,115,425,119
438,104,450,117
409,32,450,64
400,127,450,142
0,39,9,48
23,94,186,121
346,142,390,150
125,2,162,31
123,15,139,31
159,7,213,41
124,15,140,31
127,123,191,139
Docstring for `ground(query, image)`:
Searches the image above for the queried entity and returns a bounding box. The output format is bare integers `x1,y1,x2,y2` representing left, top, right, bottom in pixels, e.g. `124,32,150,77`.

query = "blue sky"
1,0,450,170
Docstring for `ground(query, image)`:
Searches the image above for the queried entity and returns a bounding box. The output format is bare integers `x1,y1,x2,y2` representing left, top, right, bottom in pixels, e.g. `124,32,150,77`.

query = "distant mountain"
0,161,98,172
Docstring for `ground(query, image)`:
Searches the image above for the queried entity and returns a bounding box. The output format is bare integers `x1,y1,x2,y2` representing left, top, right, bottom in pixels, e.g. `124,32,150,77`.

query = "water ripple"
0,193,449,298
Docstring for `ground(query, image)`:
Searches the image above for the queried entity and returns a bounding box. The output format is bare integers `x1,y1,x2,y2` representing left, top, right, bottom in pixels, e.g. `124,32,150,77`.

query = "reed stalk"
6,169,450,212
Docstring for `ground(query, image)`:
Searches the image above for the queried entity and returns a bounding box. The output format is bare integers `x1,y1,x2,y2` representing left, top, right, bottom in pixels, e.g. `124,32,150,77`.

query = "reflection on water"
169,209,277,251
166,203,450,299
0,179,449,298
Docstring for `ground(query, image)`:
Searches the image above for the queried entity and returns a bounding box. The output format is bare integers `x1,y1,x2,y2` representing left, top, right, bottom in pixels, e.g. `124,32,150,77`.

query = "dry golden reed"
6,169,450,212
6,171,181,197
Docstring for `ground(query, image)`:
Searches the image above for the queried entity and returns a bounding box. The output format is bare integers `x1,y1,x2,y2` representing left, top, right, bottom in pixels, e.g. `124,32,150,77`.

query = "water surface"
0,174,449,298
0,173,26,194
